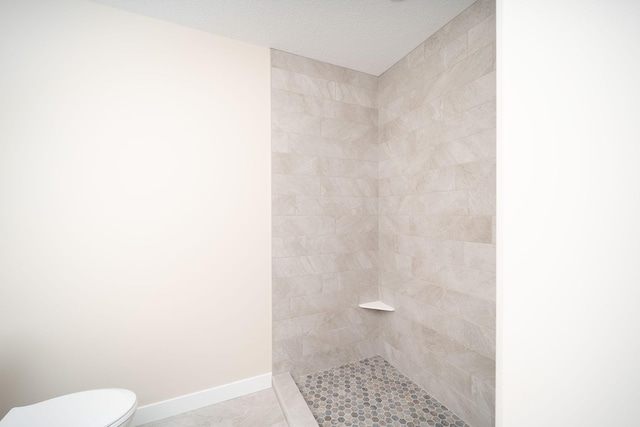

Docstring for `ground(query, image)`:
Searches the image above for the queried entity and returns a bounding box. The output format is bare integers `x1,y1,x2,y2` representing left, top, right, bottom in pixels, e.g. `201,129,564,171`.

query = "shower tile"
272,256,315,278
447,266,495,301
454,158,496,190
463,242,496,273
271,67,335,99
468,14,496,55
334,82,377,109
272,88,324,116
336,215,378,235
272,173,321,196
272,152,321,175
439,33,469,69
296,195,378,216
468,186,496,216
302,323,372,356
431,128,496,168
321,119,375,141
273,337,303,363
272,297,291,321
321,100,378,125
442,71,496,116
272,216,335,237
272,195,297,216
320,177,378,197
272,110,322,136
318,157,377,179
471,376,495,414
273,275,324,299
437,99,496,145
272,236,306,258
296,356,470,427
435,43,495,99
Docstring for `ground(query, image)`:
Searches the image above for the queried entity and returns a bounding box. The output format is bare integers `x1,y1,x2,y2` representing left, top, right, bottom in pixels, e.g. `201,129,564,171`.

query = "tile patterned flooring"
295,356,470,427
140,388,287,427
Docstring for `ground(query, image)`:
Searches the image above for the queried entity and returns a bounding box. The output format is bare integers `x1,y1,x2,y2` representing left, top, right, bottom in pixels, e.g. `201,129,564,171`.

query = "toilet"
0,389,137,427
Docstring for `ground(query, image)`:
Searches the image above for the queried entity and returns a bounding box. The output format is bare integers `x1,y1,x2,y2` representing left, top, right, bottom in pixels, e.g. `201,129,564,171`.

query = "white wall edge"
132,373,272,426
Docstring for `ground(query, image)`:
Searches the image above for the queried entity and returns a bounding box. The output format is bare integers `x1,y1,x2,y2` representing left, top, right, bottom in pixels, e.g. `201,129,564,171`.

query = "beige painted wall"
0,0,271,417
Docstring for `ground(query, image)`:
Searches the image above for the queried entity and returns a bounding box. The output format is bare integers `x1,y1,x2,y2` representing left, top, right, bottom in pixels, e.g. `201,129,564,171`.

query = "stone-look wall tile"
272,216,335,237
296,196,378,215
272,131,378,162
272,5,495,424
273,337,303,364
321,119,375,141
468,14,496,55
379,167,456,196
336,215,378,235
380,191,469,216
432,128,496,168
320,177,377,197
335,83,377,109
272,152,320,176
304,232,378,256
272,174,321,196
411,260,496,301
471,376,496,414
272,236,306,258
272,110,322,136
381,344,491,425
322,99,378,125
272,195,297,216
273,275,323,300
463,242,496,273
442,71,496,116
319,157,377,179
271,67,335,99
272,50,379,377
272,88,323,116
302,323,373,356
455,158,496,189
468,183,496,214
378,3,495,425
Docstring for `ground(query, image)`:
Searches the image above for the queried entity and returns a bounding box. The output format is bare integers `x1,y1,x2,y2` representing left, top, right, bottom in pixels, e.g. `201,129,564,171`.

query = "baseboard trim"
132,373,272,426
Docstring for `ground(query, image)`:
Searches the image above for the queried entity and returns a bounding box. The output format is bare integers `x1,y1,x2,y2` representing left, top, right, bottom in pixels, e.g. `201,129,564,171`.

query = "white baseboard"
132,373,272,426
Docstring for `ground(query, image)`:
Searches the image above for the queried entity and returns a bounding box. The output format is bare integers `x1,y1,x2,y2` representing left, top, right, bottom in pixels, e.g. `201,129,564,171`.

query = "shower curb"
272,373,317,427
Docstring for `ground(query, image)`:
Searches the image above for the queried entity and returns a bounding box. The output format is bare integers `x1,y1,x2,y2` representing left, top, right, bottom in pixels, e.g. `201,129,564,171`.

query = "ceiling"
92,0,476,76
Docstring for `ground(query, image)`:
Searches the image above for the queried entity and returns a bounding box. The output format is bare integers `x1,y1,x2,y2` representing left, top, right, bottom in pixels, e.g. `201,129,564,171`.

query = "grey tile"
295,356,470,427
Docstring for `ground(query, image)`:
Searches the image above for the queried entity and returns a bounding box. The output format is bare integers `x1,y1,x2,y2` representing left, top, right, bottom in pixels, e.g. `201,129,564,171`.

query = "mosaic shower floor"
295,356,469,427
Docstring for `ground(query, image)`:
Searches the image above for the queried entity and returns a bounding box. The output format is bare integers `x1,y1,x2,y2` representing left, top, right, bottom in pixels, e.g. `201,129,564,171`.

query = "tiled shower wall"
271,1,496,425
271,50,381,376
377,1,496,427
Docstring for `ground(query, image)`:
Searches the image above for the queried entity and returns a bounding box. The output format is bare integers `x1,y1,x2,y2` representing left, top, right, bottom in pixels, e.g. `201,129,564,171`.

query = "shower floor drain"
295,356,469,427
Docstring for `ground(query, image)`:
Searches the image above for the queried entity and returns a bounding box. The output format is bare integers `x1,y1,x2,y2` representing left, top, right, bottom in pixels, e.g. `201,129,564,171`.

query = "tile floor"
295,356,469,427
140,388,287,427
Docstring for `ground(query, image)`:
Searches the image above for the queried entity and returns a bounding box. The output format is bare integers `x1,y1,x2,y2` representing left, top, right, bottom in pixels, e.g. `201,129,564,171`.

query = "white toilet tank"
0,389,137,427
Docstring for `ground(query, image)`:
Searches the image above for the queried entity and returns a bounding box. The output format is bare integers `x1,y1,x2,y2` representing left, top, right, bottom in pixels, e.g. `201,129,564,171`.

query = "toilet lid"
0,389,137,427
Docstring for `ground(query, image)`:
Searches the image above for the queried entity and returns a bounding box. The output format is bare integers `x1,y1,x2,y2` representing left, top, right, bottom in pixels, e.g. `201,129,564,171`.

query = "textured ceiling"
91,0,476,76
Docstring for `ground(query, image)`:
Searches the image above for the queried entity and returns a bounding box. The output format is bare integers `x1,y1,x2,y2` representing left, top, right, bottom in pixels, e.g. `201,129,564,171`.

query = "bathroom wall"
501,0,640,425
0,0,271,417
271,50,381,376
377,1,496,426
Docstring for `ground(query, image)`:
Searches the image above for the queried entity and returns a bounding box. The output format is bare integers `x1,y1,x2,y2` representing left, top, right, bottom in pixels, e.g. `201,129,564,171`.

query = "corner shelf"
358,301,395,312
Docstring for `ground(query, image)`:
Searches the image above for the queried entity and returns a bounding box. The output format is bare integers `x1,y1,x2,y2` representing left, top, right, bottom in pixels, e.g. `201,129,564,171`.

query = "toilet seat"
0,389,137,427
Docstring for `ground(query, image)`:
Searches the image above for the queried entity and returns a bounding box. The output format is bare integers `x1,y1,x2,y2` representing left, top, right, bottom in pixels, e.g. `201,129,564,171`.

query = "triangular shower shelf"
358,301,395,312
